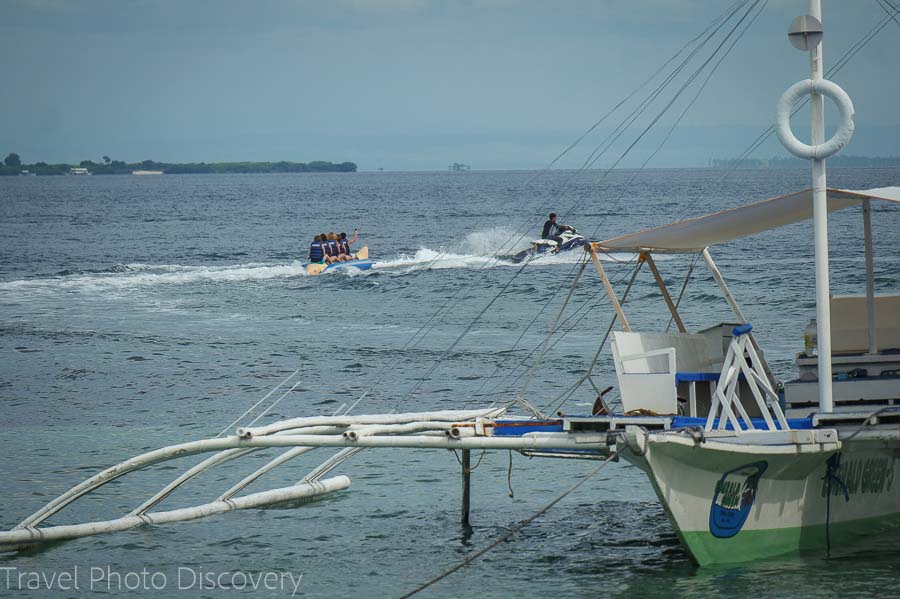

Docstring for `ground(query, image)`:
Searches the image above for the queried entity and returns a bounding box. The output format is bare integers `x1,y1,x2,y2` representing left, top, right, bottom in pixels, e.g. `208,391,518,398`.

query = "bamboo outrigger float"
3,0,899,568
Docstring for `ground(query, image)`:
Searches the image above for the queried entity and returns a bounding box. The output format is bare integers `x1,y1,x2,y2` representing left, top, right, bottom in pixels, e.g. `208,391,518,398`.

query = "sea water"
1,169,898,597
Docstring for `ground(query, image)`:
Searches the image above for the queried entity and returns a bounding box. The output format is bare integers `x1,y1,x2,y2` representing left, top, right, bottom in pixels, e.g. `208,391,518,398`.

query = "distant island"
711,155,900,169
1,153,357,176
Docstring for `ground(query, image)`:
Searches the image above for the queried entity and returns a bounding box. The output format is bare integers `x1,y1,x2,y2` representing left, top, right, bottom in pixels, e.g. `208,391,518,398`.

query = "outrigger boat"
568,184,900,564
2,0,898,572
305,246,371,275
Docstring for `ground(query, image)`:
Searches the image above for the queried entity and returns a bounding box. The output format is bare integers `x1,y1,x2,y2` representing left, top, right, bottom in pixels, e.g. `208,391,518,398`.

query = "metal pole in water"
461,449,471,527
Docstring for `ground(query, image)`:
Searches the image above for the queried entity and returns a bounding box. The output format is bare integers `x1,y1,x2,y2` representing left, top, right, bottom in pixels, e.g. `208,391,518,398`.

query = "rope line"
479,255,639,404
666,252,701,333
217,367,300,437
475,257,636,404
391,0,762,414
722,3,897,178
519,257,589,398
399,451,619,599
547,256,644,415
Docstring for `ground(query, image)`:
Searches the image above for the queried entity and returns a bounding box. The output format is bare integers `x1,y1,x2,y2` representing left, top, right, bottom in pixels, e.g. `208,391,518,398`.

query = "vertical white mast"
808,0,833,412
779,4,853,412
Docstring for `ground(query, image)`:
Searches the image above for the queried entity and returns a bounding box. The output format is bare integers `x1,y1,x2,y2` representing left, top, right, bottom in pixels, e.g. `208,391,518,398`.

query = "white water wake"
0,262,311,294
371,227,636,272
0,229,639,295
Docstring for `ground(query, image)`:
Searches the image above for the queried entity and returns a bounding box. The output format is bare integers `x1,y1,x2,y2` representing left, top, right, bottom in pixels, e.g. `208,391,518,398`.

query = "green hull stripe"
678,512,900,566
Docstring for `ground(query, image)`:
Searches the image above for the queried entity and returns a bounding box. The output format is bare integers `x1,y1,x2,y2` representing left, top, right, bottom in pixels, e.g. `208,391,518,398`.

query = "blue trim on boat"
785,373,900,384
492,419,564,435
494,414,817,437
675,372,720,382
323,259,373,272
671,416,814,430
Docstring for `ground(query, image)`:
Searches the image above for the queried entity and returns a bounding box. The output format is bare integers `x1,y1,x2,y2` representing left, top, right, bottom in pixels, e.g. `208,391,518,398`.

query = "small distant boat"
18,170,36,176
68,167,91,176
132,170,164,176
306,246,372,276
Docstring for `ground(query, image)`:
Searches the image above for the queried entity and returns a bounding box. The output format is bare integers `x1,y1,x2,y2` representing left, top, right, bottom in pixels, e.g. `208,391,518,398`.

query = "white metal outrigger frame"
0,407,616,552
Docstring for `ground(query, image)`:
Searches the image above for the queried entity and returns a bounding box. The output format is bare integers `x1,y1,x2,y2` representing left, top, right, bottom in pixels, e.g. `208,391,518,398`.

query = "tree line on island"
1,153,357,176
710,155,900,169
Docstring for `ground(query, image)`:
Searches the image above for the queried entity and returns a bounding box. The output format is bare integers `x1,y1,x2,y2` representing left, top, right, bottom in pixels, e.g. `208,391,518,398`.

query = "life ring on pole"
775,78,854,160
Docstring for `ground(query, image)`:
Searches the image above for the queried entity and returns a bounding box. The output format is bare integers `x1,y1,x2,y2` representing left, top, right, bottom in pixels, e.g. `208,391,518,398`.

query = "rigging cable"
399,451,619,599
722,2,898,177
472,256,638,404
232,0,769,432
401,1,761,411
518,256,589,398
546,256,644,415
666,252,701,333
532,3,768,411
470,0,754,396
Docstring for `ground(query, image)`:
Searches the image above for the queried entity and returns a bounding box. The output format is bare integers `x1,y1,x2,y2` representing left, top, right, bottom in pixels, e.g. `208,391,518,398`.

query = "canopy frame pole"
702,248,779,389
702,248,747,323
641,252,687,333
587,244,631,332
863,199,877,354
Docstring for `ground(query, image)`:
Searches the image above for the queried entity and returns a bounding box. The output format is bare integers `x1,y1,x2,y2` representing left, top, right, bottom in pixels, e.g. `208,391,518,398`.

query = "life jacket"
341,240,350,255
309,241,324,262
329,239,340,255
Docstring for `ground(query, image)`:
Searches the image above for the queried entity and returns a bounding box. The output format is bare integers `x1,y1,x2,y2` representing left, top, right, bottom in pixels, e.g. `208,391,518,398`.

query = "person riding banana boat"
309,229,359,265
306,228,370,275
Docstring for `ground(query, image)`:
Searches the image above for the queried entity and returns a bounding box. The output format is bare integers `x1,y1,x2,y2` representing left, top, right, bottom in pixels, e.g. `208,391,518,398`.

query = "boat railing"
706,324,789,433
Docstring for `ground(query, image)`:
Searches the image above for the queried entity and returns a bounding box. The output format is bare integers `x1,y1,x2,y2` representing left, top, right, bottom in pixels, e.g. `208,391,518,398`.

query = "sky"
1,0,898,170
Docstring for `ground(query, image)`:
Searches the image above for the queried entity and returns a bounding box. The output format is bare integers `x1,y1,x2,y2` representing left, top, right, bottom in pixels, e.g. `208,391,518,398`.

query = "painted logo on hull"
709,461,768,539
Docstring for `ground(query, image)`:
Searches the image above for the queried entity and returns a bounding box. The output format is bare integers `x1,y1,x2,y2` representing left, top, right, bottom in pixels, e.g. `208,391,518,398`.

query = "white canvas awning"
598,187,900,253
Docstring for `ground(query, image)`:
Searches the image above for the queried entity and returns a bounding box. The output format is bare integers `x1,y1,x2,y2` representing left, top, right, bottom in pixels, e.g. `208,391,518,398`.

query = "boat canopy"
598,187,900,253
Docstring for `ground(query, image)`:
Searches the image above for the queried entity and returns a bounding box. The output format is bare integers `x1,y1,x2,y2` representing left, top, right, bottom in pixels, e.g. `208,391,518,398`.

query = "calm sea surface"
1,169,899,597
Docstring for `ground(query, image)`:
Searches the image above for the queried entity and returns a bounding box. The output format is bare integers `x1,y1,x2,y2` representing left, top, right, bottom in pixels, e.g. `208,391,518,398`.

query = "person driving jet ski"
541,212,574,251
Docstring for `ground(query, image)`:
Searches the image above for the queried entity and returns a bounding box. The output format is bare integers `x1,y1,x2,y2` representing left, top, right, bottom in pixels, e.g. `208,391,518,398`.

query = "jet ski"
508,229,590,263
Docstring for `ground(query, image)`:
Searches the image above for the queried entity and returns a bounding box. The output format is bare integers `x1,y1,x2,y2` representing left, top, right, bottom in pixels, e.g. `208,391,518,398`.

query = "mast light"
788,15,823,51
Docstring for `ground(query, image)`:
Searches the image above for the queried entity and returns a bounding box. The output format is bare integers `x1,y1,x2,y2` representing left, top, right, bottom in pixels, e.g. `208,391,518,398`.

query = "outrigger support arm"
587,243,631,332
641,252,687,333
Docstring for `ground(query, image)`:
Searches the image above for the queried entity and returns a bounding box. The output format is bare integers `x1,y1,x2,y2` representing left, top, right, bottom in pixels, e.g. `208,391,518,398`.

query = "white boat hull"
626,429,900,565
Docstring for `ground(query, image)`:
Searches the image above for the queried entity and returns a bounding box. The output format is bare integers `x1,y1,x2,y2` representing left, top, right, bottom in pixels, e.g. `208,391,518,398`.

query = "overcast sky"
2,0,898,169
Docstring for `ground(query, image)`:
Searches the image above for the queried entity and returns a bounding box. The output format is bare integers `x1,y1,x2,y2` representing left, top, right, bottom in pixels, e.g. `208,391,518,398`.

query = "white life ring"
775,78,854,160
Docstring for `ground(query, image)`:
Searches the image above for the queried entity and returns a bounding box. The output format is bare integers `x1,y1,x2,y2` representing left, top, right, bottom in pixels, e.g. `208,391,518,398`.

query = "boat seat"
611,331,724,415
